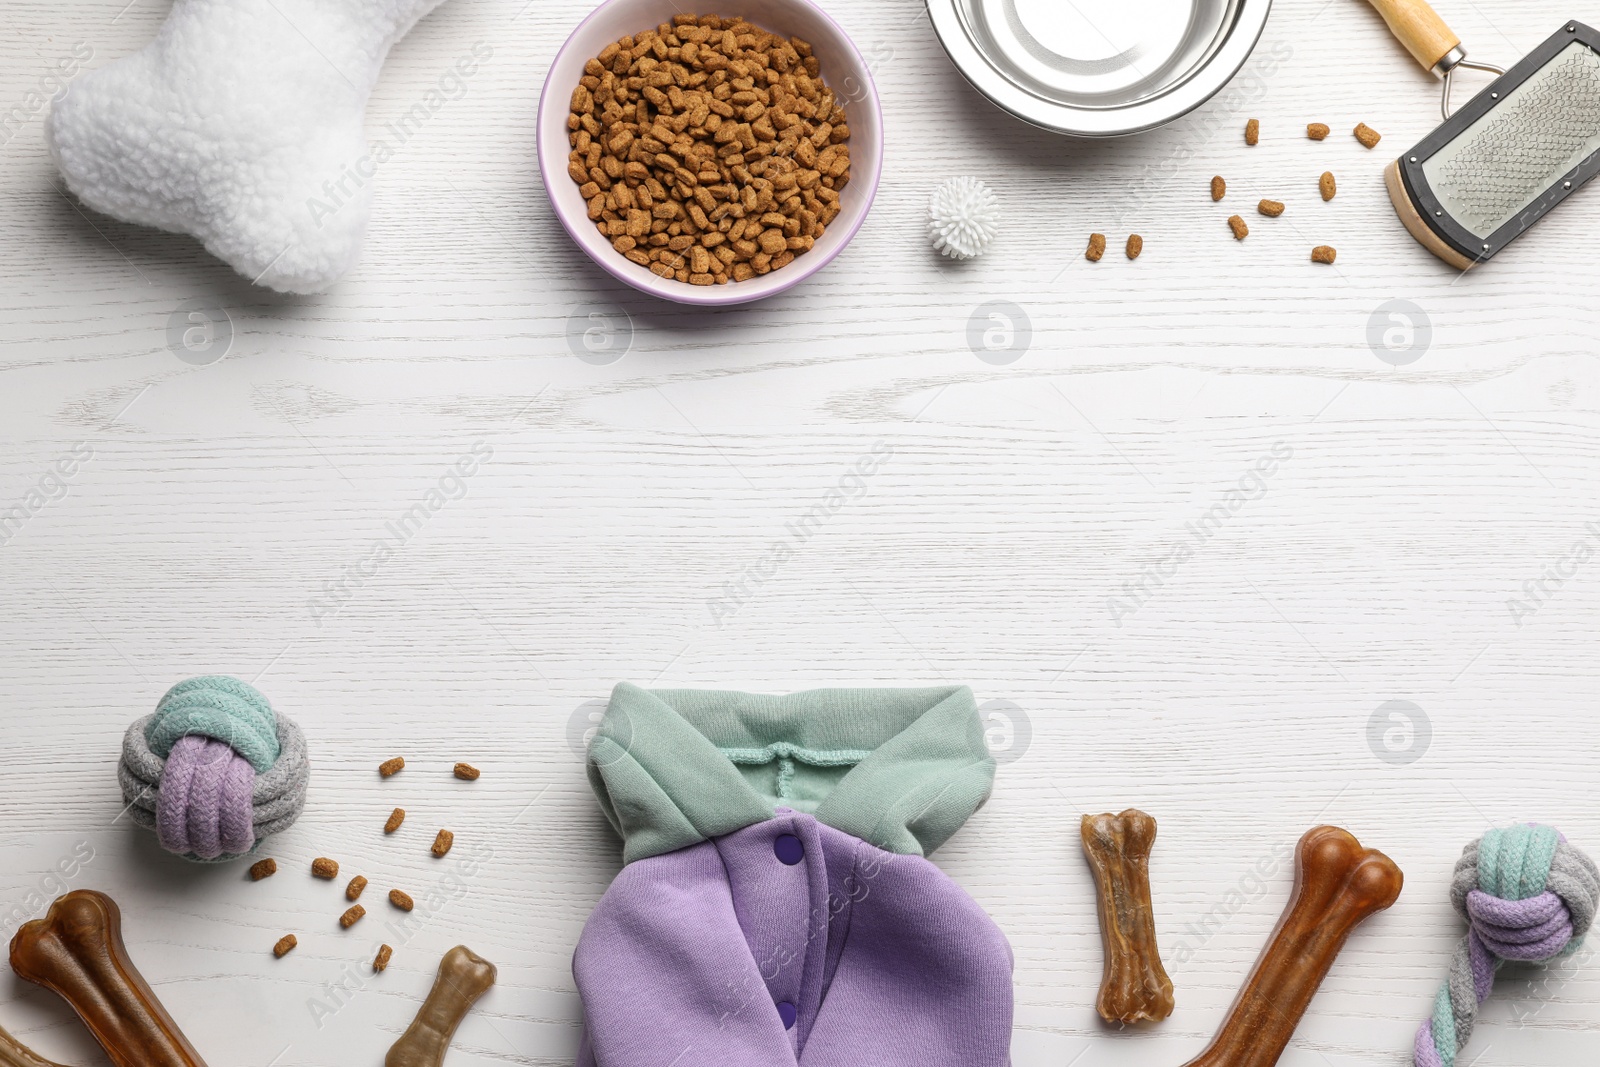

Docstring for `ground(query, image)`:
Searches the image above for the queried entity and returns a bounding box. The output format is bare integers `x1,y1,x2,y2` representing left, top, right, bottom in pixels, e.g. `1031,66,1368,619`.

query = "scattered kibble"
1258,199,1285,218
346,876,368,902
454,763,480,781
1245,118,1260,145
1086,233,1107,262
379,757,405,777
1307,123,1330,141
249,858,277,881
311,857,339,880
385,807,406,834
390,889,415,912
569,14,850,286
431,829,455,858
1125,234,1143,260
374,944,394,973
1354,123,1382,149
340,904,366,929
1228,215,1249,240
1211,175,1226,201
273,934,297,958
1320,171,1337,201
1312,245,1338,264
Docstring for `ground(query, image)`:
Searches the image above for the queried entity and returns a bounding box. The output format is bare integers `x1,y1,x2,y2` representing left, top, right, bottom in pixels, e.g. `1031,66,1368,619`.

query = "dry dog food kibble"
1086,233,1107,261
311,857,339,879
340,905,366,929
346,876,368,902
1211,175,1226,201
1228,215,1249,240
390,889,415,912
454,763,480,781
374,944,394,973
1312,245,1338,264
273,934,297,958
1320,171,1337,201
1245,118,1260,145
249,858,277,881
1307,123,1330,141
379,757,405,777
1258,199,1285,218
432,829,455,857
1125,235,1143,260
568,14,851,285
1354,123,1382,148
385,807,406,834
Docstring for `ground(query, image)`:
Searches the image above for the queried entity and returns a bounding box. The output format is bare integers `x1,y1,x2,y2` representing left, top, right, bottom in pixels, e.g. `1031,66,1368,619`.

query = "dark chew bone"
385,945,497,1067
8,890,208,1067
1179,826,1403,1067
1081,809,1174,1024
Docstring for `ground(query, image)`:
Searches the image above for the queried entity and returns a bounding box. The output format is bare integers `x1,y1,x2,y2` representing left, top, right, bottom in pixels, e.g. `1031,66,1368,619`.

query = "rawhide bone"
386,945,497,1067
1082,809,1174,1024
8,890,207,1067
1180,826,1403,1067
0,1027,69,1067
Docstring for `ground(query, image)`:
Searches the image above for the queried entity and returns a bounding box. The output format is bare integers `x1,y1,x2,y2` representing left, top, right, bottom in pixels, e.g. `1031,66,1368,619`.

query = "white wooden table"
3,0,1599,1063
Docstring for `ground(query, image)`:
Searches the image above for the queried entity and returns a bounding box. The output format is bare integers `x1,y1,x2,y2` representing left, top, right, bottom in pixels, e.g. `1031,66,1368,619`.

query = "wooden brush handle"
8,891,207,1067
1179,826,1403,1067
1362,0,1462,72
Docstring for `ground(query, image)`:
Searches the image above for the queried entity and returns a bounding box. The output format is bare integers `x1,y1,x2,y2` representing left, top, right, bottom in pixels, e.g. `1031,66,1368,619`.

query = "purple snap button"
777,1001,797,1029
774,833,804,865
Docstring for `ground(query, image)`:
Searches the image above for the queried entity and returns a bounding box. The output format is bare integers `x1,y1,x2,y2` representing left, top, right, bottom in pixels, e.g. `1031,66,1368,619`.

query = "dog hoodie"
573,683,1014,1067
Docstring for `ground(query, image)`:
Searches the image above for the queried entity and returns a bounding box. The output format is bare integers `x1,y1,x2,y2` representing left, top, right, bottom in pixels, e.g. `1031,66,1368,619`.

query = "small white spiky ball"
928,177,1000,260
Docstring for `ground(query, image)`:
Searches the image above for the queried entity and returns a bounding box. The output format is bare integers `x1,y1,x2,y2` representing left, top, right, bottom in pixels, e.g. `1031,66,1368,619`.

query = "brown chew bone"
0,1026,69,1067
1178,826,1403,1067
385,945,497,1067
1082,810,1174,1024
8,890,208,1067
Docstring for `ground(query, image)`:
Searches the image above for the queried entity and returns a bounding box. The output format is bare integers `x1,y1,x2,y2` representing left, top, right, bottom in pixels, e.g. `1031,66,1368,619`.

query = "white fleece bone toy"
47,0,452,293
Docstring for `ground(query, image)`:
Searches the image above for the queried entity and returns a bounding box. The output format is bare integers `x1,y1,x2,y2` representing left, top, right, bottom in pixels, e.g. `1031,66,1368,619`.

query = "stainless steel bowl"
927,0,1273,137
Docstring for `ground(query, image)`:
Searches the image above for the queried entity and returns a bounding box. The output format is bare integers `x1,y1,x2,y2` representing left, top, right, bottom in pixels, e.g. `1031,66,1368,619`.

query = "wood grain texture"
2,0,1599,1064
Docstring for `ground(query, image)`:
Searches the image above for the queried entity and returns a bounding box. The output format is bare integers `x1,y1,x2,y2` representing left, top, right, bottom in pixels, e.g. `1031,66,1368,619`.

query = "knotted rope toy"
118,677,310,861
1414,824,1600,1067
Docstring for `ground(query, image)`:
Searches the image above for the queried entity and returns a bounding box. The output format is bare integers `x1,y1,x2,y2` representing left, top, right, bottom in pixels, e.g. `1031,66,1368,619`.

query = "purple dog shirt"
575,810,1013,1067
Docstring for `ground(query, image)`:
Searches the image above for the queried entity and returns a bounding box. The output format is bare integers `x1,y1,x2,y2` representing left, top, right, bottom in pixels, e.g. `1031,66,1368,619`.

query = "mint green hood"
587,684,996,864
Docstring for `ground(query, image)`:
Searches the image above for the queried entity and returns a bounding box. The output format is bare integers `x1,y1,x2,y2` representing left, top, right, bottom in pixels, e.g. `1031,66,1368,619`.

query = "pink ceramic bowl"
538,0,883,306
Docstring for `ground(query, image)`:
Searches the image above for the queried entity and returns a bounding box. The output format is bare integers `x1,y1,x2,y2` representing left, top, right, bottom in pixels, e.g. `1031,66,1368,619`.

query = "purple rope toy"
1414,824,1599,1067
156,735,259,857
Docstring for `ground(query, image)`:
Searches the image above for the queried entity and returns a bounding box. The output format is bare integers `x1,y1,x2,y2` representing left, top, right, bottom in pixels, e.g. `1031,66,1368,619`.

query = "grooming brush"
1364,2,1600,269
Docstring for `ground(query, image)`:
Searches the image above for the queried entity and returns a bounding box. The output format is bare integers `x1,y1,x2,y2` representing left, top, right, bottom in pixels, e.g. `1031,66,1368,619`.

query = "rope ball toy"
118,676,310,861
1414,823,1600,1067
